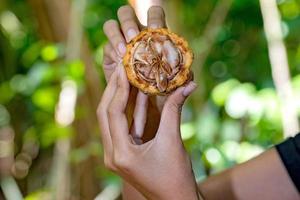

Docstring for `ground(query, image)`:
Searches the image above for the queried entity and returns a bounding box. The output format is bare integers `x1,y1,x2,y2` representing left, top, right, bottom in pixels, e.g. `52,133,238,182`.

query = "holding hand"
99,5,201,199
97,64,199,199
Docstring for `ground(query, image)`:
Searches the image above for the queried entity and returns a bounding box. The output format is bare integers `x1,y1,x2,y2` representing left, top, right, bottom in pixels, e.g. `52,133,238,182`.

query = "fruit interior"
131,32,184,93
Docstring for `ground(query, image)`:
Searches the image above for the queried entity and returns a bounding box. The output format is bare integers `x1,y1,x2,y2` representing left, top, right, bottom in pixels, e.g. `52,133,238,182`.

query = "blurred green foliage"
1,0,300,198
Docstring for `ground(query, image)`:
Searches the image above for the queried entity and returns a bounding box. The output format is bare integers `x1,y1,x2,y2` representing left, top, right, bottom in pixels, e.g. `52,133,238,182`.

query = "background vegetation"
1,0,300,199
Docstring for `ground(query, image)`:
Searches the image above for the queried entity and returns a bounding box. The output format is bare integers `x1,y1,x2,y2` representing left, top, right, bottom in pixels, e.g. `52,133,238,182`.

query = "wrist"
122,180,146,200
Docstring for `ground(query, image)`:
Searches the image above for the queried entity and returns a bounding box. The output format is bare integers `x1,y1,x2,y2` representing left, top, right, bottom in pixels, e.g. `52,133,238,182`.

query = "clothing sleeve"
276,133,300,192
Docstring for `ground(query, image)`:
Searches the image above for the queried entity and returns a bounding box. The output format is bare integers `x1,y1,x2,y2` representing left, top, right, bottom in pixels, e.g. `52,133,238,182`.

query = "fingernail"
149,24,159,29
118,43,127,57
182,82,197,97
127,29,137,41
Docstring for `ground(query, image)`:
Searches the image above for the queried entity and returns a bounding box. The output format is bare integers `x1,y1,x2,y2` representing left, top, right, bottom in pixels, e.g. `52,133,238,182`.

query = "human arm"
198,147,300,200
101,5,169,199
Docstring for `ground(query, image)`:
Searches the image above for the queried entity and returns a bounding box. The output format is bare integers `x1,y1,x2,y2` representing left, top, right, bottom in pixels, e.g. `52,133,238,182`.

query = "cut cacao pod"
123,28,193,95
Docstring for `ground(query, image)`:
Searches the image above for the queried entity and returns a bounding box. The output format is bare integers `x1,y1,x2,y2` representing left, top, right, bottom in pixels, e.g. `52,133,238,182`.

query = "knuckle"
104,156,113,169
121,19,137,30
118,5,133,17
107,106,116,117
107,101,124,119
104,157,118,172
167,101,183,114
97,104,105,118
113,153,131,171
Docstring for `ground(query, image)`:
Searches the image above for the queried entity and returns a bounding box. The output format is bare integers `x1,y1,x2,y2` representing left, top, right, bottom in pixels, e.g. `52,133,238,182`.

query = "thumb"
158,81,197,137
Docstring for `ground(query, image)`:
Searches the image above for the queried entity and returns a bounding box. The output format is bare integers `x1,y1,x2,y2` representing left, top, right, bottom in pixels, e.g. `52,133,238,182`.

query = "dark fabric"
276,133,300,192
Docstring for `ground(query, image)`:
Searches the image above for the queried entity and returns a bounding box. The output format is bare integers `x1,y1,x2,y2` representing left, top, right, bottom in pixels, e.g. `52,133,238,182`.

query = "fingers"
103,20,127,57
108,65,131,149
104,43,119,64
118,5,140,42
97,69,119,169
147,6,167,28
158,82,197,138
103,43,118,81
130,91,148,143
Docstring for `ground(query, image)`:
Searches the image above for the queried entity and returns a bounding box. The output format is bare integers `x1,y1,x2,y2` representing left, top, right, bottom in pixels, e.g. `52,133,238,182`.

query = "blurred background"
1,0,300,199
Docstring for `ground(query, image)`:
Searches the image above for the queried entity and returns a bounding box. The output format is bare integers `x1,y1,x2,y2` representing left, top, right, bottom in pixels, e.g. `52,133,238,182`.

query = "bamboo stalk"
0,176,23,200
259,0,299,137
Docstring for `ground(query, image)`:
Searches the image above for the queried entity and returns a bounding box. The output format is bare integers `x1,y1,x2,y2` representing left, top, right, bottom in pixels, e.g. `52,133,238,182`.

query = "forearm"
198,148,299,200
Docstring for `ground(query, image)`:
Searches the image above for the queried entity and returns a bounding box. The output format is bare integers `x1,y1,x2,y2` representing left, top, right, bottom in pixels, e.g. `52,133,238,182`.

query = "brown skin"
101,5,169,199
199,148,299,200
100,5,300,200
97,66,199,199
102,5,165,143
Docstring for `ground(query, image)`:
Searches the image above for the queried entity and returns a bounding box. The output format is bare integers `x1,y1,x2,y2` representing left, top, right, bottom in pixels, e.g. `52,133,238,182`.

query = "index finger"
107,66,131,149
97,70,119,158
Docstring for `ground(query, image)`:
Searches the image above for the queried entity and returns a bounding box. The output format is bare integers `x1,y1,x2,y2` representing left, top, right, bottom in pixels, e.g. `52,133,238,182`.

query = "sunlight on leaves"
212,79,239,106
225,83,256,119
0,104,10,127
181,122,196,140
41,45,60,62
24,190,51,200
32,87,58,112
236,142,264,163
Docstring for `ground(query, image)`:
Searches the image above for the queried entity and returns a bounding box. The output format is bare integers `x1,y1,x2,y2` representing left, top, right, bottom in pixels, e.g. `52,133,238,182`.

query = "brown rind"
123,28,193,96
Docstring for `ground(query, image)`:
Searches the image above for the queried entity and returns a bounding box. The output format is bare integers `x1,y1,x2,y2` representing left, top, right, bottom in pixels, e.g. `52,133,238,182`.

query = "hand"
97,65,199,200
102,5,168,143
